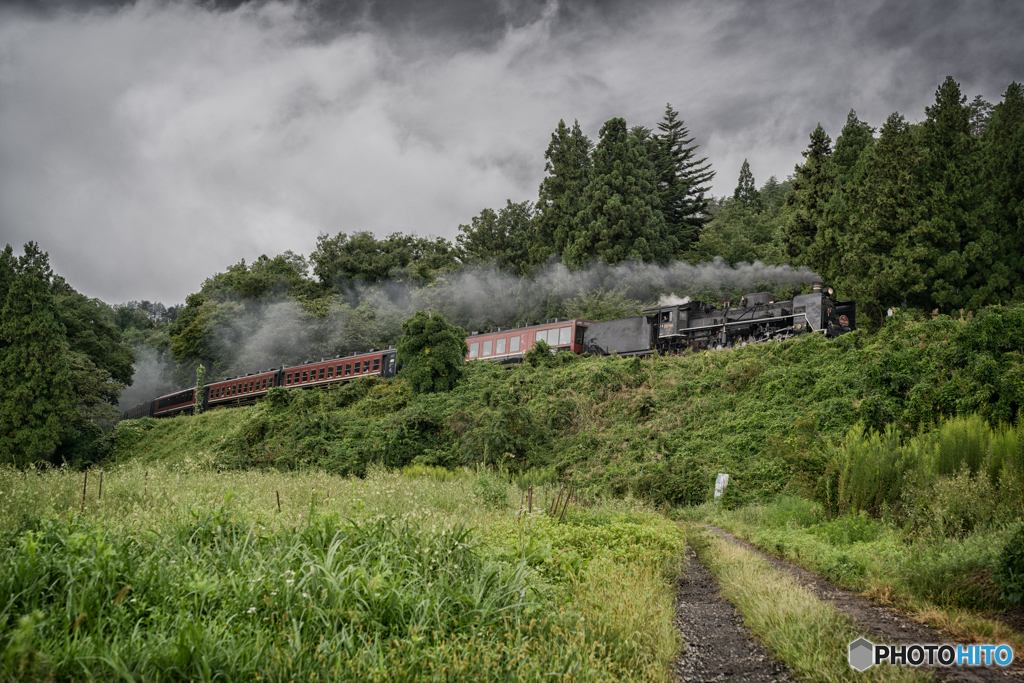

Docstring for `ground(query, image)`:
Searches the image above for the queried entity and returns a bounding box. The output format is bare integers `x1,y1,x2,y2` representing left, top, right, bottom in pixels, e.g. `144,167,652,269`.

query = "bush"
473,471,512,509
996,525,1024,605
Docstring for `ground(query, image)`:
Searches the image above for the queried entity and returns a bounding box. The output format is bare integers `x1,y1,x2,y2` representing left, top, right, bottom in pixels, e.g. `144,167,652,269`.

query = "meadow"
0,463,685,681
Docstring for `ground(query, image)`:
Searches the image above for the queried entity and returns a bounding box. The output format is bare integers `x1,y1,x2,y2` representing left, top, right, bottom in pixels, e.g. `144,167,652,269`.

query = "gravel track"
672,546,792,682
706,525,1023,682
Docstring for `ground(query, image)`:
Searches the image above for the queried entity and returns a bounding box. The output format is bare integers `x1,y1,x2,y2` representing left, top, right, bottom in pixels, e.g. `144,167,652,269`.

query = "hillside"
112,304,1024,508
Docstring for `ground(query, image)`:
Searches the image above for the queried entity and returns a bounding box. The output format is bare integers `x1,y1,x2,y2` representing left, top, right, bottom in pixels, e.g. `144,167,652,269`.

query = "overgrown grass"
693,498,1024,651
686,524,931,683
0,463,685,681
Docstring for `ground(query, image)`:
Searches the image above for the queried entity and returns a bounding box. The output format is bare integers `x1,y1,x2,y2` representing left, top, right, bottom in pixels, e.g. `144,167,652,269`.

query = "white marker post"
714,473,730,503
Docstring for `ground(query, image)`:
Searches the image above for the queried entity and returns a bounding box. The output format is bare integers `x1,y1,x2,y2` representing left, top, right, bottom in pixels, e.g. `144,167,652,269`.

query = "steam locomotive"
121,283,854,420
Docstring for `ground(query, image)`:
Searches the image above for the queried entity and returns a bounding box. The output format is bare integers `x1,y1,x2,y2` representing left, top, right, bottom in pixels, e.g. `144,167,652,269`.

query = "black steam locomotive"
583,282,856,356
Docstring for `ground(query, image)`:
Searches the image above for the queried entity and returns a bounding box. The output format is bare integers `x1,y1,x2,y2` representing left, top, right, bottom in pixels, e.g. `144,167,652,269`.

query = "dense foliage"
782,79,1024,325
0,243,135,466
396,311,469,394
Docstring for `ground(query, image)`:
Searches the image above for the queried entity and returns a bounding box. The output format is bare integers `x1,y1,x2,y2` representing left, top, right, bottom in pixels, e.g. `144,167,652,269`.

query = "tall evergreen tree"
918,76,992,309
838,113,927,319
534,120,593,263
733,159,760,209
969,94,995,137
0,243,77,466
811,112,876,280
654,104,715,252
981,82,1024,300
780,125,834,265
831,110,875,180
564,117,673,268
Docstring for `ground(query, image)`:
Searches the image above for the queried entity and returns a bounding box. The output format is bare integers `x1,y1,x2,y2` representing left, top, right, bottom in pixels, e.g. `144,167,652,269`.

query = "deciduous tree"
397,311,468,394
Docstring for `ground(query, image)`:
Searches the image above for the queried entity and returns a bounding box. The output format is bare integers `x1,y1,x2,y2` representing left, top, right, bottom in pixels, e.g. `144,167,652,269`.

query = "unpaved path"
673,547,792,682
706,525,1023,682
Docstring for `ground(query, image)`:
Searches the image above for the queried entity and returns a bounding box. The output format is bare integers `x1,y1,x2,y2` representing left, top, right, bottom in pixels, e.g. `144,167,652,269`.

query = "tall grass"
0,463,686,681
838,413,1024,524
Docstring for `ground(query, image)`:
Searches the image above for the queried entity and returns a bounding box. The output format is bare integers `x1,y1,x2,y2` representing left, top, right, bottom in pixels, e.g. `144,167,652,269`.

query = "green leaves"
0,243,78,466
397,311,469,394
565,117,673,268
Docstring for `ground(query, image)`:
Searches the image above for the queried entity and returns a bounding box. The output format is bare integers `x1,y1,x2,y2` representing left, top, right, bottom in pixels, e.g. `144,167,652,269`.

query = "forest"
1,75,1022,468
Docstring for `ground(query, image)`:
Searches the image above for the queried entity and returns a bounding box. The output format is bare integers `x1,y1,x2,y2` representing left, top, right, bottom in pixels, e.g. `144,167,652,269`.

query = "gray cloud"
1,0,1021,304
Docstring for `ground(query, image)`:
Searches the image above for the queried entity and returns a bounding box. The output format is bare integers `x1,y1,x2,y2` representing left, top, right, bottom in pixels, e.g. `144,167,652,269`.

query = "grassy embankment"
0,458,684,681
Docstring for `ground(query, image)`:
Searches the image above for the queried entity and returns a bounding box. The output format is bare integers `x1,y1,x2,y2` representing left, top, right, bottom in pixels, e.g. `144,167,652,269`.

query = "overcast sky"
1,0,1021,304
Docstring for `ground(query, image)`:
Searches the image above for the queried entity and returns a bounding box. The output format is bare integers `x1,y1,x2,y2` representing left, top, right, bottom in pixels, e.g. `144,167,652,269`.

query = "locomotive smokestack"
812,282,823,293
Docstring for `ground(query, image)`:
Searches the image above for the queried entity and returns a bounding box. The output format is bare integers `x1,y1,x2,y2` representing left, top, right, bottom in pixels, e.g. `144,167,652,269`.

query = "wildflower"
247,607,257,614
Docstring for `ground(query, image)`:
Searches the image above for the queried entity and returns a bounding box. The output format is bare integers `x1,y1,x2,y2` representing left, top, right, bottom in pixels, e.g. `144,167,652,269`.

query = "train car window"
496,338,506,354
354,361,362,373
302,371,308,382
345,364,351,376
286,373,292,385
510,336,520,352
336,365,343,376
469,342,479,358
327,366,334,379
318,368,325,380
661,311,672,322
261,379,266,390
268,378,273,388
558,326,571,346
372,358,380,371
575,327,584,345
483,340,492,356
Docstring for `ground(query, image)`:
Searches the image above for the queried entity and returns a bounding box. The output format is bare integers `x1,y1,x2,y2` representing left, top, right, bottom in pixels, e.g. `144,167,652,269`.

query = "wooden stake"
98,467,103,501
528,486,533,514
276,491,281,513
81,470,88,514
144,471,147,496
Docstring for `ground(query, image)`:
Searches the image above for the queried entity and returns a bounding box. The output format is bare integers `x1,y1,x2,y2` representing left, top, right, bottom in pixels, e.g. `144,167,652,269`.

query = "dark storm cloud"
0,0,1021,305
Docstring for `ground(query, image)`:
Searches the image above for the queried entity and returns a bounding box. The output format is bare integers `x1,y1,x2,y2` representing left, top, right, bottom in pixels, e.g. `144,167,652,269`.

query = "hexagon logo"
849,637,874,671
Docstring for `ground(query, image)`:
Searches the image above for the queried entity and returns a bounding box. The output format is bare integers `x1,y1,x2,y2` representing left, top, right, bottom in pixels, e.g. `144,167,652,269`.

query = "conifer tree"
918,76,992,309
564,117,673,268
732,159,760,209
981,82,1024,300
839,113,927,318
781,125,834,265
831,110,875,180
811,112,876,280
654,104,714,252
0,243,76,466
534,120,593,263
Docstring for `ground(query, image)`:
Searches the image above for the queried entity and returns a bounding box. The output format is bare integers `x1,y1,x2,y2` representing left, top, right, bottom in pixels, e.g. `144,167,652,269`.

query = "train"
121,283,854,420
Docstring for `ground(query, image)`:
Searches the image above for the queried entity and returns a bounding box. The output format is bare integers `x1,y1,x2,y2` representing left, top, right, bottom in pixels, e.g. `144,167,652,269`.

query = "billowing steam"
135,256,821,390
658,294,691,306
118,348,178,410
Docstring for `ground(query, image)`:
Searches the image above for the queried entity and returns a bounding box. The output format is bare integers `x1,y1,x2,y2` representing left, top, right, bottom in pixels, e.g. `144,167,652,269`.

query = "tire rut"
673,547,792,682
706,525,1023,682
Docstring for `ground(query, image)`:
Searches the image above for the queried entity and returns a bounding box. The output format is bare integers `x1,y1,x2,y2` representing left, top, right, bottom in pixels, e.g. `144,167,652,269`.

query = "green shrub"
808,513,883,546
996,525,1024,605
473,472,512,509
838,424,912,515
